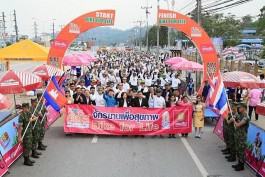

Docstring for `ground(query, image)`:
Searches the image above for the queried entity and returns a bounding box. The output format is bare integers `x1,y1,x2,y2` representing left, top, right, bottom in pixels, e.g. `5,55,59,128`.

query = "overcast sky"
1,0,265,37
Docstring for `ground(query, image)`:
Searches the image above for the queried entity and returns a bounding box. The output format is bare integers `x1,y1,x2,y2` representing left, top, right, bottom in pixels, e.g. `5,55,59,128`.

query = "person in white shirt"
115,73,121,84
130,72,138,91
150,88,165,138
138,80,149,98
100,73,109,87
144,74,152,87
122,78,130,92
95,87,106,106
152,89,166,108
171,74,181,90
159,75,169,89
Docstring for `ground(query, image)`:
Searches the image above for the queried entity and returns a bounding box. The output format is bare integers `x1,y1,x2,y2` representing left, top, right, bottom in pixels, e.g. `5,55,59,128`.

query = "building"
240,29,264,46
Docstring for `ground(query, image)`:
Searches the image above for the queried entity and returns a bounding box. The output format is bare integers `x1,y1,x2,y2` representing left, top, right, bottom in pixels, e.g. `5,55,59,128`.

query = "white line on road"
92,135,98,143
180,136,209,177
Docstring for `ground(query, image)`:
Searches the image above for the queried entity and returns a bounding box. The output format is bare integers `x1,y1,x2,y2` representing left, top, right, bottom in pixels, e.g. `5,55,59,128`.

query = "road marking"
92,135,98,143
180,136,209,177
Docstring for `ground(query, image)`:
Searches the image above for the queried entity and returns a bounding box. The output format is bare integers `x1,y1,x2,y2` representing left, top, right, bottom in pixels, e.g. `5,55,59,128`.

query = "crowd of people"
18,50,264,171
63,51,201,136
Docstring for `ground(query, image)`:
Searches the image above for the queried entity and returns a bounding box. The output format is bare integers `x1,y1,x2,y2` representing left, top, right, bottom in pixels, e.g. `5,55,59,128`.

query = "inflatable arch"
158,9,219,81
47,9,116,67
48,9,218,82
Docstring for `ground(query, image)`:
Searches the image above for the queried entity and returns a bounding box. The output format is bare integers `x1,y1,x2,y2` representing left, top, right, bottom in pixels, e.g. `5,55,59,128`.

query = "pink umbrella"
0,93,12,110
62,54,90,66
76,52,98,62
171,61,203,71
164,57,187,66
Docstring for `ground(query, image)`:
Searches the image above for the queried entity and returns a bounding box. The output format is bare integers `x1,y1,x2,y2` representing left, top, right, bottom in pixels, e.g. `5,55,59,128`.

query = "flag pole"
0,150,10,174
14,75,54,157
32,103,45,130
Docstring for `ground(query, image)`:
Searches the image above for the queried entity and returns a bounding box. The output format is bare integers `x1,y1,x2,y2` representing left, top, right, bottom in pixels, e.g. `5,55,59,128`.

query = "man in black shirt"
73,87,87,104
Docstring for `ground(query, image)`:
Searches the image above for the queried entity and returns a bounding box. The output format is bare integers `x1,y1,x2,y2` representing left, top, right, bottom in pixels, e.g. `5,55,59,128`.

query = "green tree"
201,13,243,47
257,6,265,36
146,25,168,47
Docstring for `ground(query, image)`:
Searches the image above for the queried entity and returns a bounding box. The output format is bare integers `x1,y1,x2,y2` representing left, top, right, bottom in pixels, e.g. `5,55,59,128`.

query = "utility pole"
2,12,6,42
13,10,19,42
196,0,202,90
33,21,38,42
156,0,160,61
141,1,152,51
164,0,170,48
134,20,145,51
52,21,55,39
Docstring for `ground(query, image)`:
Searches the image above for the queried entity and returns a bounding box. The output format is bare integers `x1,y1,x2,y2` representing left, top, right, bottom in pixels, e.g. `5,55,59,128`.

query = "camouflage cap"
235,102,247,108
36,93,43,98
31,98,38,104
22,103,29,108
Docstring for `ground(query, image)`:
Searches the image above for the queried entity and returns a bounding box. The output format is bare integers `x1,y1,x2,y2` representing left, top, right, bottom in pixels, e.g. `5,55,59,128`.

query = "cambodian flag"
44,76,67,111
207,72,229,118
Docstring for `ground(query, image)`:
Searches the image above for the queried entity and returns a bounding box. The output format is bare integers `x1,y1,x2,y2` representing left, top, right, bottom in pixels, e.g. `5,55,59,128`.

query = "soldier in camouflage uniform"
30,98,42,158
36,93,47,150
221,105,231,155
225,102,238,162
231,102,250,171
18,103,37,166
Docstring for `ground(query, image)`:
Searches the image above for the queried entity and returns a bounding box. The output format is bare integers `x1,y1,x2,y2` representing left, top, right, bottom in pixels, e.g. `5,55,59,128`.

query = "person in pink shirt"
248,88,262,121
178,95,193,137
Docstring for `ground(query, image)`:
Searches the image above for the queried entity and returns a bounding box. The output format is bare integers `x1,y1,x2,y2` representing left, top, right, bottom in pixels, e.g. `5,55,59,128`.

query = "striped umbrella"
222,71,260,89
32,64,65,81
0,70,42,113
0,70,42,94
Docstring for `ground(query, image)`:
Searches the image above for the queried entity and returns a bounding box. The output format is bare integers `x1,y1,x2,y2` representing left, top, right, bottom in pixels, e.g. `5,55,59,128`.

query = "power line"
205,0,253,12
178,0,195,13
202,0,236,10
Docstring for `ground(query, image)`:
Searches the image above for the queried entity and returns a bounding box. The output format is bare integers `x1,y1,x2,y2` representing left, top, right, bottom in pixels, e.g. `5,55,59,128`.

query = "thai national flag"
234,53,244,62
232,47,239,54
207,72,229,118
44,76,67,111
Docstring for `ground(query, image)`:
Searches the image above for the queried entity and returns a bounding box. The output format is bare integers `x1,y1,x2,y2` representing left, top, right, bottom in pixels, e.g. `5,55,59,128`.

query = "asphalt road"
6,117,256,177
5,62,257,177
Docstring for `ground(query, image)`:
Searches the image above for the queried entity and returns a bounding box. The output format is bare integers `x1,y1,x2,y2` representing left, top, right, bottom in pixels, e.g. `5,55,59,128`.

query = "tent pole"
13,94,17,114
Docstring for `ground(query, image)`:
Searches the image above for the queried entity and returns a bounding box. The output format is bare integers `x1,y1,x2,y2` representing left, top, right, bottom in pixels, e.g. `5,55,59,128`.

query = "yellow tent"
0,39,49,62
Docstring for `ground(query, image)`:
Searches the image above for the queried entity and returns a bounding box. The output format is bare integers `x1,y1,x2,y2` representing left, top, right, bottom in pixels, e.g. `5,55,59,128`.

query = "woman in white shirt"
95,87,106,107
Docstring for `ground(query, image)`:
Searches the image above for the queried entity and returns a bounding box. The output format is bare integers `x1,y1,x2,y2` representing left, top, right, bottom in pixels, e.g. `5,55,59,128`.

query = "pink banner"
46,105,61,129
214,116,224,141
64,105,192,135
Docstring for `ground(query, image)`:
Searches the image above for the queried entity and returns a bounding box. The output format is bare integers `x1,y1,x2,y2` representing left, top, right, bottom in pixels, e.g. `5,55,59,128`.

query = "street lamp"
32,18,56,33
